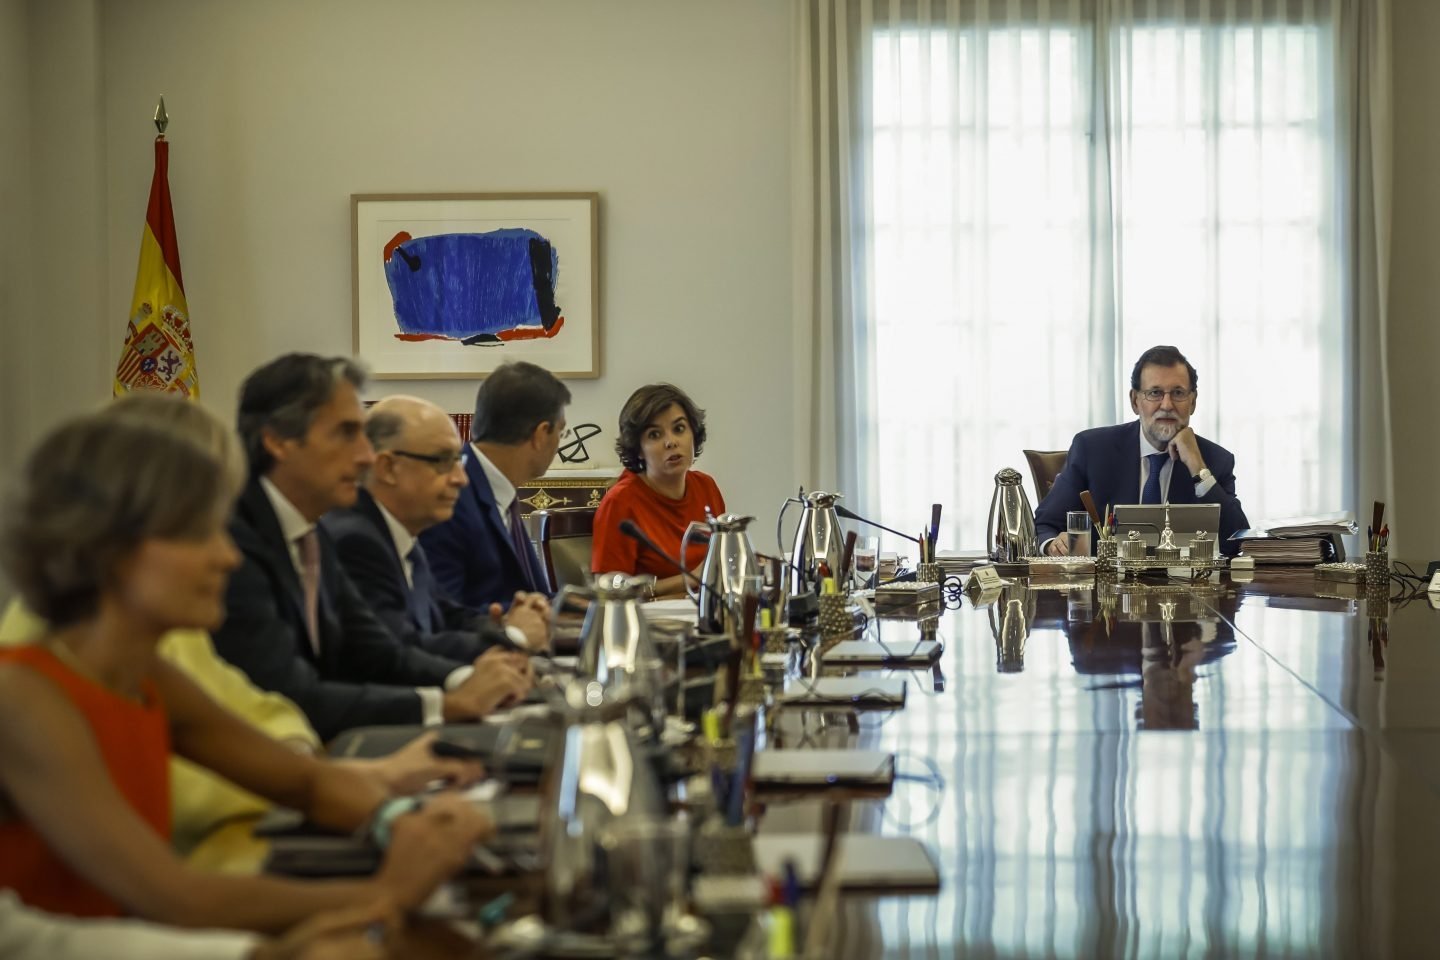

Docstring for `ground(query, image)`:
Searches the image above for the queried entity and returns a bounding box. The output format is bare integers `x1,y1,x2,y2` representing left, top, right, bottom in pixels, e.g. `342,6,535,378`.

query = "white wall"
0,0,32,480
90,0,796,524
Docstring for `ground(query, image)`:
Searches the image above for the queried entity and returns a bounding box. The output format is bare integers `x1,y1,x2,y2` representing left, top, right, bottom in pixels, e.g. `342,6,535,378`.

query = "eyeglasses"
1137,387,1195,404
392,448,468,473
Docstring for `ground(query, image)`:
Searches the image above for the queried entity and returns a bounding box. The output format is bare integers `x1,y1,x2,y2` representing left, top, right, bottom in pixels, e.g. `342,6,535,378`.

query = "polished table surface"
768,568,1440,959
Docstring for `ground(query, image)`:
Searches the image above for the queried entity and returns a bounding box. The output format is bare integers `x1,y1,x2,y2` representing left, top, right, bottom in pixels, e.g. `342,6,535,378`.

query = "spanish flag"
114,136,198,397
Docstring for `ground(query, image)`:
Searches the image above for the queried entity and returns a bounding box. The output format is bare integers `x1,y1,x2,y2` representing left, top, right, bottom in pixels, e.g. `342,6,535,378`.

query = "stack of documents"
937,549,989,577
1233,511,1355,564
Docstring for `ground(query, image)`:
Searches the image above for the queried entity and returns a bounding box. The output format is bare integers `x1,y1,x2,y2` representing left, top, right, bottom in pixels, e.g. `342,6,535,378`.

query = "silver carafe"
557,573,667,725
682,512,760,635
784,490,845,596
539,682,668,936
986,468,1036,562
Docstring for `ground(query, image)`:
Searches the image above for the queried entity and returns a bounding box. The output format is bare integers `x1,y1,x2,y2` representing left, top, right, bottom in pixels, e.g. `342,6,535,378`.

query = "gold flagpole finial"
154,96,169,136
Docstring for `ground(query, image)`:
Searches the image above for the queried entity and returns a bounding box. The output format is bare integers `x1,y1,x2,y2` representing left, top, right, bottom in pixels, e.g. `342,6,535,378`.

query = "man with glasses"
216,354,533,740
323,396,550,660
1036,345,1249,557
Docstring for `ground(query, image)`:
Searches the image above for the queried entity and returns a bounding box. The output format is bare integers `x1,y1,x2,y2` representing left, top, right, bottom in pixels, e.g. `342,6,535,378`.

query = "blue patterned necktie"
507,498,541,592
407,543,437,633
1141,452,1169,504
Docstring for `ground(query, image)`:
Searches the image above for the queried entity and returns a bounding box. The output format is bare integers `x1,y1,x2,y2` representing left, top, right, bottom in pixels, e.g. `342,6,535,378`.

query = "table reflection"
751,570,1440,958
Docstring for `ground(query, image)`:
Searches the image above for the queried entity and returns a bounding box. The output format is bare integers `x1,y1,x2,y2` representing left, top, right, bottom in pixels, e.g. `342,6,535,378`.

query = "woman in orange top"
591,383,727,597
0,394,490,934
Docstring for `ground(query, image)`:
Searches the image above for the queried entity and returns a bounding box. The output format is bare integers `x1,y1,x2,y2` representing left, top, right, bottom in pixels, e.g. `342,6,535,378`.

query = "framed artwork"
352,192,600,379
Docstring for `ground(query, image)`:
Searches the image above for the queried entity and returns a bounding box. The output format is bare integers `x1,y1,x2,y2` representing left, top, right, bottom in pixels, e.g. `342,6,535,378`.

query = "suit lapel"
239,480,309,638
1112,422,1143,506
467,453,526,571
356,489,410,590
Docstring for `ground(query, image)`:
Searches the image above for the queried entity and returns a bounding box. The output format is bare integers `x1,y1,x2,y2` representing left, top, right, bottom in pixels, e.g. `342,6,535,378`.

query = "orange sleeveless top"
0,645,170,917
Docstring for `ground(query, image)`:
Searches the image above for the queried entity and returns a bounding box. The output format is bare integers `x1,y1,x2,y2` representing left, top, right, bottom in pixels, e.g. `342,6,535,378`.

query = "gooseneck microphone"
618,520,704,588
834,505,922,544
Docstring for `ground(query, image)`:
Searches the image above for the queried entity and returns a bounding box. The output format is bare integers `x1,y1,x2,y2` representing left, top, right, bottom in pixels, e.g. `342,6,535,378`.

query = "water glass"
1066,511,1092,557
852,536,879,590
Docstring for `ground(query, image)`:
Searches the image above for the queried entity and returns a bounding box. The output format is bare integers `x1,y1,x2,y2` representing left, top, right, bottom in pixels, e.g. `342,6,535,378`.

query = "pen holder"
737,673,768,706
817,593,852,639
762,626,792,654
1095,539,1118,583
693,818,757,876
917,561,943,584
1365,549,1389,587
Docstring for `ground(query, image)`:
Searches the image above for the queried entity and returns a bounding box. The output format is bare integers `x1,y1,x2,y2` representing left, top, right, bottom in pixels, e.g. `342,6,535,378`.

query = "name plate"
965,565,1009,591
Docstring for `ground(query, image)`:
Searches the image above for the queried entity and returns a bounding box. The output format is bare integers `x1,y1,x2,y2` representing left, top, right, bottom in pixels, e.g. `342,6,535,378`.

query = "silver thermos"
986,467,1037,562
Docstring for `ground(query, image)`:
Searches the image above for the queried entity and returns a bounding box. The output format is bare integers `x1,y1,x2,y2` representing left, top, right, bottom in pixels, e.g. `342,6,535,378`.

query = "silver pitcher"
539,682,668,936
682,511,760,635
783,490,845,596
986,468,1036,562
557,573,667,725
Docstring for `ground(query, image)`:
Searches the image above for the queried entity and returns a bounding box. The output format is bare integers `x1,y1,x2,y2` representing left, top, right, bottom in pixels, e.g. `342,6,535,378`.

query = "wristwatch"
1194,467,1214,486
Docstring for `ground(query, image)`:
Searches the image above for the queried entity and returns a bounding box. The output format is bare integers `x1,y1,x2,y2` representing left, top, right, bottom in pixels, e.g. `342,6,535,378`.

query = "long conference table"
205,566,1440,958
770,565,1440,959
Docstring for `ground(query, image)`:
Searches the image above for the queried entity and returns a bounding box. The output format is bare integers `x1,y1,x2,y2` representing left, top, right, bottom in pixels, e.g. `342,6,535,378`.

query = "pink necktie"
297,530,321,654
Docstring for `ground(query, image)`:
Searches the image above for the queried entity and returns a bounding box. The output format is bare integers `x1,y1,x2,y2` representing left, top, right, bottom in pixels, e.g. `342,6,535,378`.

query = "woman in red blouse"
0,395,489,935
591,384,727,597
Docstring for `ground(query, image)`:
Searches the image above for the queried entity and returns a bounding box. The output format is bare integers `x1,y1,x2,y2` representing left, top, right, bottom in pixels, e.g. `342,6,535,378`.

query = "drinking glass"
852,536,879,590
1066,511,1092,557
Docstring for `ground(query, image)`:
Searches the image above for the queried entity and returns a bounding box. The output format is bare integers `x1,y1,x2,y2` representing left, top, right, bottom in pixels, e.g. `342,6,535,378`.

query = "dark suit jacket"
1033,420,1249,556
418,451,545,609
321,489,506,662
213,478,465,741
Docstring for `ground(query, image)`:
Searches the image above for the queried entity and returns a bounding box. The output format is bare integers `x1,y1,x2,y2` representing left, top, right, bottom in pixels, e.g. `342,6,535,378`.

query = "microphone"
618,520,703,588
834,505,921,544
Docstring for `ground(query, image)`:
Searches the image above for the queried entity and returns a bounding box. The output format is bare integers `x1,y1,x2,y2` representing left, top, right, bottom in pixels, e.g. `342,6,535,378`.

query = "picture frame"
352,192,600,379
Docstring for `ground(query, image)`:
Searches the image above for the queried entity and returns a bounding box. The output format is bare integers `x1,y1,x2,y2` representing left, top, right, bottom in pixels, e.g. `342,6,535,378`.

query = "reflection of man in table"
1036,345,1249,556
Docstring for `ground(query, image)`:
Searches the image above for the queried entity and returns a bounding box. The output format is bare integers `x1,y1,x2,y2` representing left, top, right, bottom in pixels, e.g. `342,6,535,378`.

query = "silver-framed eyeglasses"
392,448,468,473
1138,387,1195,403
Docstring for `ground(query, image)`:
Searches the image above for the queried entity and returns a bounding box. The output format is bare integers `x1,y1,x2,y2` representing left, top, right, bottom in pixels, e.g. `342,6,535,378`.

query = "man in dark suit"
1035,345,1249,557
322,395,550,662
214,354,532,741
420,361,571,609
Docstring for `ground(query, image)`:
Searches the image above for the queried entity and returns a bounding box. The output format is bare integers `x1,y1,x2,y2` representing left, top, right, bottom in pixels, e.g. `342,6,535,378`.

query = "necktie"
296,530,321,655
506,498,540,592
407,543,437,633
1141,452,1169,504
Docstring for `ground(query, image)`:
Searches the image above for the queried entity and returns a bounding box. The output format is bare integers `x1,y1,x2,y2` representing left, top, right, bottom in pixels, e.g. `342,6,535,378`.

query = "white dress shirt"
471,442,519,532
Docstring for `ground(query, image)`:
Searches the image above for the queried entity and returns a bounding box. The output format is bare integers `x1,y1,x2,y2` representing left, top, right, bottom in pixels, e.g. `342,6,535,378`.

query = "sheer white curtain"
795,0,1392,553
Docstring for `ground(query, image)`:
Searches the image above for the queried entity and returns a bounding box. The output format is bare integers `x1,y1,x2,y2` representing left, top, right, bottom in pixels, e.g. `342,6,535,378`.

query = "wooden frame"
352,192,600,379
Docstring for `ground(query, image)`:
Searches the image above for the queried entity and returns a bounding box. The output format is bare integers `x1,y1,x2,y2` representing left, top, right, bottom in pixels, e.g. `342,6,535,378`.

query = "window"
867,9,1342,551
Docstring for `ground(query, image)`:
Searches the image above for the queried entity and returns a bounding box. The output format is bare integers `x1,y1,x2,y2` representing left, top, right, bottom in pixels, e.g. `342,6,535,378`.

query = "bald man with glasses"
322,396,550,660
1035,345,1249,557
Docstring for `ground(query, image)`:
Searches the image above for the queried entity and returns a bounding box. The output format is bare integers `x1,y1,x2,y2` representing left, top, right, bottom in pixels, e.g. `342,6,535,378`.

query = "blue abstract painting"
382,228,564,345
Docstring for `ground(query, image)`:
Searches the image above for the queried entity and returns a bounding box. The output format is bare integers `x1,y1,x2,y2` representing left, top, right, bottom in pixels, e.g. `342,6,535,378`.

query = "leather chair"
1022,449,1068,503
536,507,597,593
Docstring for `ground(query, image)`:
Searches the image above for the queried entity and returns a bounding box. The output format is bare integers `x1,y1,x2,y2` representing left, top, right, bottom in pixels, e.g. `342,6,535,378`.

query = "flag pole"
153,95,168,137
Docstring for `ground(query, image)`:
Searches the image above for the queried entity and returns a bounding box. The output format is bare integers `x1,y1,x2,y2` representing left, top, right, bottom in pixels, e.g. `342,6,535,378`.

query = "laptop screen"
1112,503,1221,555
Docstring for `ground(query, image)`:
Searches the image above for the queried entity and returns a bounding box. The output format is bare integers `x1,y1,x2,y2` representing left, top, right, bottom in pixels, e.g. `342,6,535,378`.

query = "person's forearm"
137,869,386,936
652,574,690,598
290,762,389,833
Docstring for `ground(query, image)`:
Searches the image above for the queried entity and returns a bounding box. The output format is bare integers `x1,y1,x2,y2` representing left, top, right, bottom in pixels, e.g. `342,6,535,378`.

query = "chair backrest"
1022,449,1069,503
536,507,597,593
